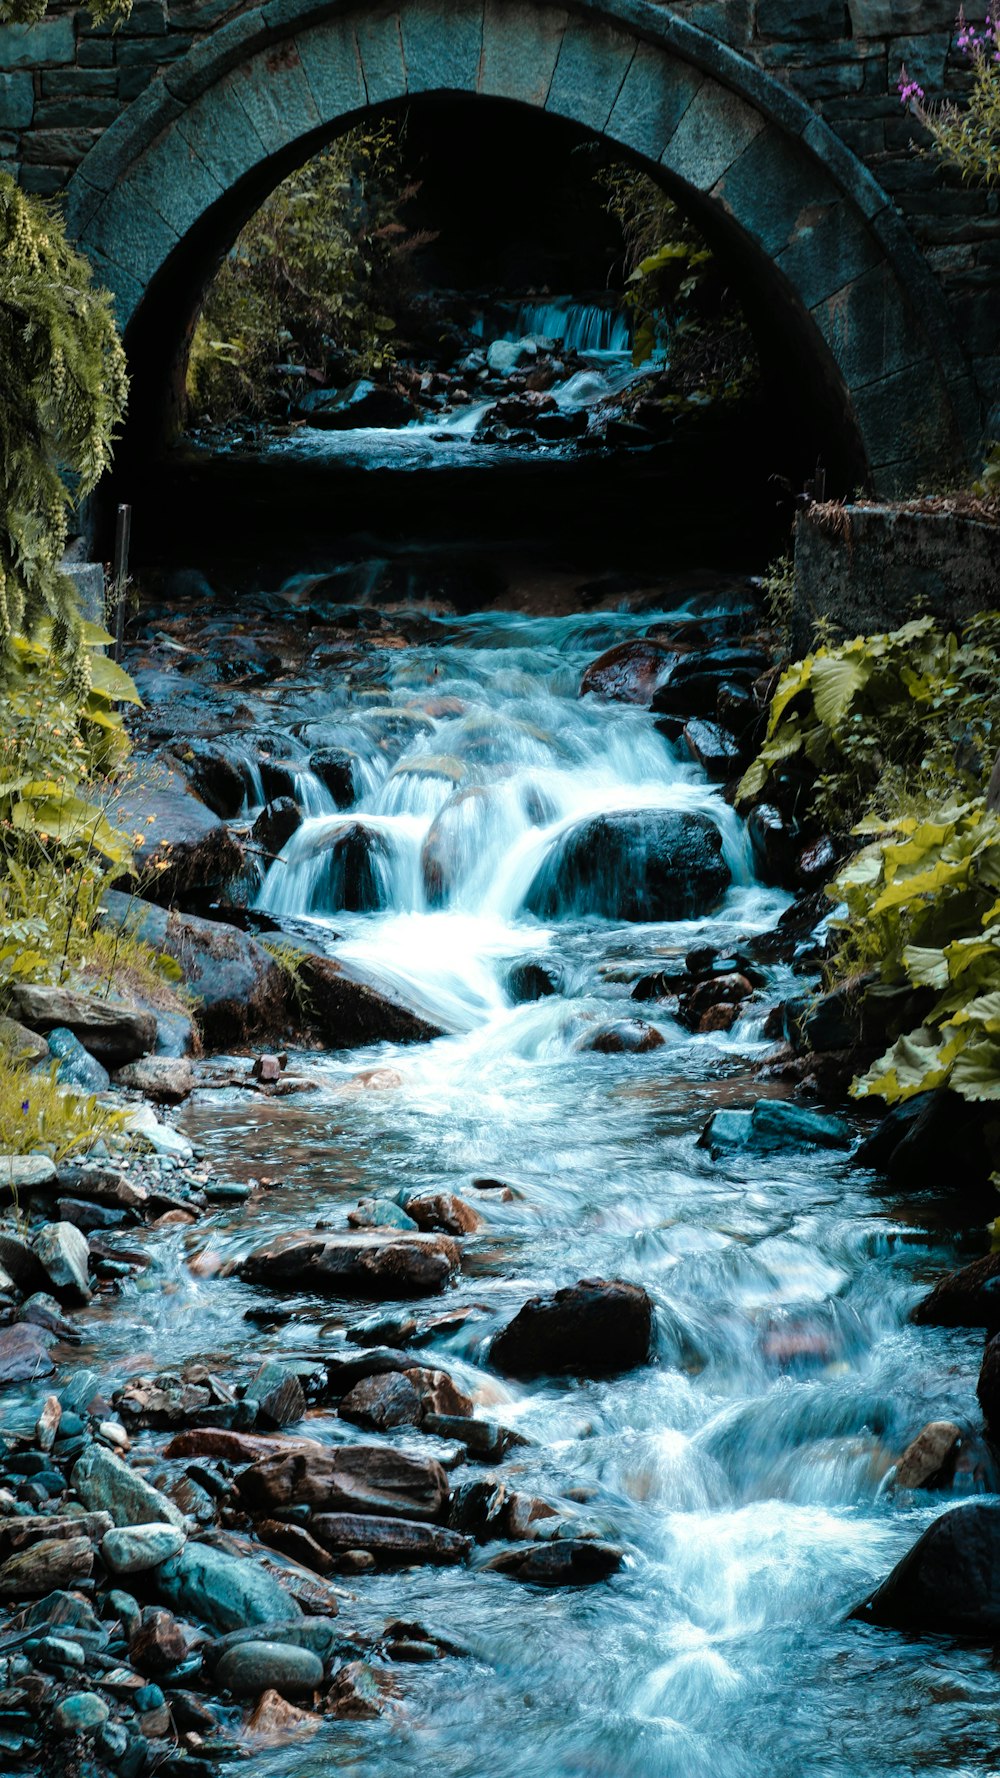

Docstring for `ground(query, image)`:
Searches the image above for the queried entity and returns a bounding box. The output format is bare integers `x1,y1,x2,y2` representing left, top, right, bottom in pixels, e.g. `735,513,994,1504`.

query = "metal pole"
112,503,132,663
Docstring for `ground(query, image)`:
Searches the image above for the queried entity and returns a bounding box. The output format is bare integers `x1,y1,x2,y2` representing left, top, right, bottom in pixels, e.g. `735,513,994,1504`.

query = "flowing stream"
64,598,998,1773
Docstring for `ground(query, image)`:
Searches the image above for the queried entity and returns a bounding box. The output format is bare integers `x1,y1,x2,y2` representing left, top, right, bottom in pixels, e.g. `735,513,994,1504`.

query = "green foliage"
917,39,1000,189
830,802,1000,1105
759,552,796,650
0,1043,129,1160
738,614,1000,828
188,122,429,424
975,440,1000,496
0,172,128,664
0,0,129,22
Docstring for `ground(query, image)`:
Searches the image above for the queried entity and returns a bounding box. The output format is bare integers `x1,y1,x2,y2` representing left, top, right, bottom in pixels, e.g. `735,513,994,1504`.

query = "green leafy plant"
0,1043,130,1160
0,0,129,23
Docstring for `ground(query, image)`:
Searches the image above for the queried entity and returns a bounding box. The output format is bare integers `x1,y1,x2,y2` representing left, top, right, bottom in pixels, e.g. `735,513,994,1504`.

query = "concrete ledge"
793,502,1000,650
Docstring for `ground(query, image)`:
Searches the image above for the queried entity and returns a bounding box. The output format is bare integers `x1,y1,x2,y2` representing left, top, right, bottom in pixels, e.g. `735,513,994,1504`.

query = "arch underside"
65,0,980,494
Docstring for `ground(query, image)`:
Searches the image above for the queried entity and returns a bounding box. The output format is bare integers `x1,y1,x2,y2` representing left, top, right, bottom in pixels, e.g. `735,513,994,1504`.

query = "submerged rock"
238,1230,460,1296
524,810,730,923
855,1501,1000,1639
579,639,677,706
700,1099,851,1157
490,1279,653,1378
582,1019,664,1054
893,1422,962,1492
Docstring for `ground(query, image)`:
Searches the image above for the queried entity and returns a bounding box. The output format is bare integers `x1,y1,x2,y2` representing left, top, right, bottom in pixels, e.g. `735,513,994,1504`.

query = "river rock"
216,1639,323,1696
579,638,678,705
34,1221,91,1299
912,1252,1000,1332
310,1513,472,1566
102,1523,187,1575
855,1501,1000,1638
248,1688,324,1740
129,1606,189,1674
403,1190,482,1235
309,747,361,807
339,1371,423,1431
0,1536,93,1597
329,1659,397,1718
349,1197,418,1231
9,985,155,1065
72,1446,186,1530
0,1153,57,1195
166,737,247,817
51,1692,109,1736
0,1321,56,1385
100,892,291,1048
236,1444,448,1521
46,1027,112,1092
0,1015,48,1062
154,1542,300,1632
421,786,495,905
583,1019,664,1054
893,1422,962,1491
164,1429,323,1464
287,947,443,1046
253,797,302,858
0,1229,47,1293
490,1279,653,1377
55,1160,147,1211
111,774,244,905
238,1230,460,1296
505,959,560,1002
524,810,730,922
483,1539,624,1584
113,1056,194,1103
682,718,744,779
297,378,411,429
978,1331,1000,1431
699,1099,851,1158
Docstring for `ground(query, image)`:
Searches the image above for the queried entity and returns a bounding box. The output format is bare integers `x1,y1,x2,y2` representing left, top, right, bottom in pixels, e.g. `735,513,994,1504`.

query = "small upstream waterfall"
477,296,633,356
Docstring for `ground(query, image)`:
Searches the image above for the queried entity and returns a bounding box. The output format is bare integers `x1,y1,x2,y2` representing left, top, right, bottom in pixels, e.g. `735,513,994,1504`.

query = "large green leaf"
810,653,871,728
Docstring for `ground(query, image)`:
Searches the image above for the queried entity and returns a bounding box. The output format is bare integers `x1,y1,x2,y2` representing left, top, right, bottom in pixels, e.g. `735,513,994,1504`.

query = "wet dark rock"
309,748,361,807
51,1692,109,1735
422,1413,524,1461
893,1422,963,1491
745,803,796,886
579,639,677,706
853,1089,997,1196
682,719,743,780
46,1026,111,1092
630,965,688,1001
0,1322,55,1385
490,1279,653,1378
129,1607,189,1675
524,810,730,923
100,892,291,1049
505,959,560,1002
796,834,839,885
296,379,412,429
583,1019,664,1054
215,1640,323,1697
34,1221,90,1300
310,1513,471,1566
236,1444,448,1521
308,826,391,917
255,1520,338,1575
483,1540,624,1584
168,738,247,818
324,1346,419,1394
252,798,302,858
348,1197,418,1232
10,985,155,1065
685,974,753,1019
339,1371,424,1432
289,948,444,1046
154,1542,299,1633
699,1100,851,1158
403,1190,482,1235
112,775,244,906
912,1252,1000,1332
252,1361,307,1430
55,1160,147,1212
328,1659,397,1718
237,1230,460,1297
855,1502,1000,1639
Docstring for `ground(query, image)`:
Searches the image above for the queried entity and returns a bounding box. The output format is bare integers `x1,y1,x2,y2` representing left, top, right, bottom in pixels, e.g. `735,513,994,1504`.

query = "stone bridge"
2,0,998,492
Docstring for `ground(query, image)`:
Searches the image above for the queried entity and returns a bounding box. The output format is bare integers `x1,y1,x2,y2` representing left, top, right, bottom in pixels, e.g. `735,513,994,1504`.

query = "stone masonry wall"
1,0,997,434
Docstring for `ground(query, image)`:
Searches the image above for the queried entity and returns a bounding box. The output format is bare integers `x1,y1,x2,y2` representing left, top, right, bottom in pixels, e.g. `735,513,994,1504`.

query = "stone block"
35,97,121,128
227,44,320,156
41,69,118,96
84,182,181,291
118,127,226,240
848,0,954,35
78,39,115,66
479,0,567,107
355,9,406,105
295,16,366,120
851,360,957,486
115,37,172,66
660,76,765,189
163,7,266,102
794,501,1000,642
0,71,32,131
399,0,483,93
605,42,703,160
811,263,927,390
173,86,265,191
84,0,167,34
756,0,845,37
78,243,146,329
19,164,68,195
0,18,75,68
64,79,184,194
22,128,98,166
712,124,842,258
546,13,636,131
801,114,888,218
118,66,160,100
774,196,882,309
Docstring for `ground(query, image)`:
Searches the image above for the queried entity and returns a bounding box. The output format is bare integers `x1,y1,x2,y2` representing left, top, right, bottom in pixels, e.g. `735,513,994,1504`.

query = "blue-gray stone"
215,1638,323,1696
102,1523,186,1574
52,1692,109,1735
71,1446,186,1531
46,1028,111,1093
154,1542,301,1632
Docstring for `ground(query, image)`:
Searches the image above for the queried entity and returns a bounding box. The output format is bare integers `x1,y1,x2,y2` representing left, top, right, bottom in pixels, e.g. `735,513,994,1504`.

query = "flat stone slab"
236,1443,449,1522
310,1513,472,1566
9,985,155,1065
237,1230,460,1297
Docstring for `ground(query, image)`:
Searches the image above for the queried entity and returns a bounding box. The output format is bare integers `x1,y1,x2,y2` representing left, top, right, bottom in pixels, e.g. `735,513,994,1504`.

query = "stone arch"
65,0,979,493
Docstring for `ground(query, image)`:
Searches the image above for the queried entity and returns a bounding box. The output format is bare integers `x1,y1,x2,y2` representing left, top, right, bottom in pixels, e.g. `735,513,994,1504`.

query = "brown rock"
911,1252,1000,1330
0,1512,111,1556
404,1191,482,1235
0,1321,55,1385
247,1689,322,1741
0,1536,93,1597
130,1607,188,1676
698,1002,741,1033
114,1056,194,1103
251,1055,283,1083
237,1230,460,1297
328,1660,397,1718
580,639,678,706
584,1019,664,1054
311,1513,471,1566
255,1521,337,1576
894,1421,962,1491
686,973,753,1016
290,948,443,1046
490,1278,654,1378
406,1366,474,1418
163,1429,323,1464
483,1539,624,1584
339,1371,423,1432
8,985,155,1064
236,1444,449,1521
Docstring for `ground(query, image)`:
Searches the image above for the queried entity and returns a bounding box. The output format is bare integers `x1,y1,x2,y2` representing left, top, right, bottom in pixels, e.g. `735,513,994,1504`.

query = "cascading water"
71,590,996,1777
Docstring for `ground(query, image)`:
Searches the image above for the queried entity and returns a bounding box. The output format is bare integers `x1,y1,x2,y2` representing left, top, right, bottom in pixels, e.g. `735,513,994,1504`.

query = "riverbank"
3,568,1000,1777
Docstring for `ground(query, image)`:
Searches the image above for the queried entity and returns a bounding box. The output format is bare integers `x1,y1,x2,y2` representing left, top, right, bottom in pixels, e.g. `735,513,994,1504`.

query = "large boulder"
490,1278,653,1378
296,379,412,430
911,1251,1000,1332
9,985,155,1065
523,811,730,922
100,893,291,1050
854,1502,1000,1639
154,1542,300,1633
237,1230,460,1297
110,773,243,906
289,948,443,1046
579,639,678,705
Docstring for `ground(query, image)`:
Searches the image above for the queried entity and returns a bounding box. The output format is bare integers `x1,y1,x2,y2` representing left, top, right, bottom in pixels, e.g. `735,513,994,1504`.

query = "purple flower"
898,65,926,105
20,1100,29,1114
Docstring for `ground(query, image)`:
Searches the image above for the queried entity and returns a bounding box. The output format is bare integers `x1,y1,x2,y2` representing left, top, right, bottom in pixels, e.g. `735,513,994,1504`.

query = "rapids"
43,599,1000,1773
